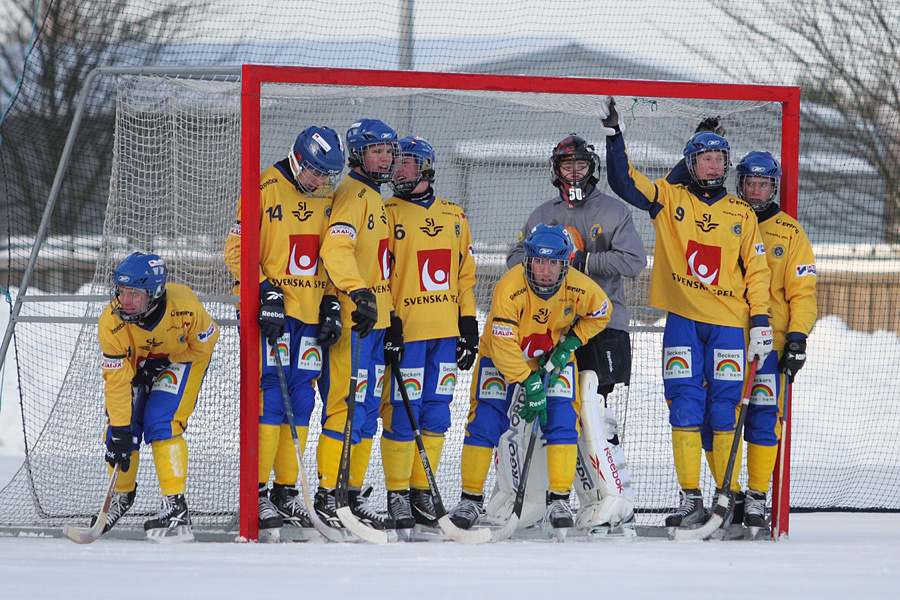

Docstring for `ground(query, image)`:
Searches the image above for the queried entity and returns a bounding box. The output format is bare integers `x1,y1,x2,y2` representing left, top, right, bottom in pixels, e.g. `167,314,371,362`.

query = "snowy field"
2,295,900,599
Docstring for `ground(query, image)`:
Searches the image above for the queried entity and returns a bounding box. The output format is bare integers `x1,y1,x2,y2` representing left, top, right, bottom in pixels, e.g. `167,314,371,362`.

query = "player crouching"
97,252,219,542
448,224,612,539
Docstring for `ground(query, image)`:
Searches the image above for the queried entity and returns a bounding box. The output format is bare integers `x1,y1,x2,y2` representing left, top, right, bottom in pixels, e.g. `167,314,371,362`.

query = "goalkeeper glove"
519,372,547,427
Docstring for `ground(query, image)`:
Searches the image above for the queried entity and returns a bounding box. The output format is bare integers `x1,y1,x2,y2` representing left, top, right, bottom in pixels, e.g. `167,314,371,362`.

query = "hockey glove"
316,295,342,348
748,325,774,364
259,281,286,344
384,314,404,365
519,372,547,427
600,97,621,136
695,116,725,136
456,315,479,371
778,335,807,383
545,332,583,373
349,289,378,338
132,356,171,391
105,426,133,472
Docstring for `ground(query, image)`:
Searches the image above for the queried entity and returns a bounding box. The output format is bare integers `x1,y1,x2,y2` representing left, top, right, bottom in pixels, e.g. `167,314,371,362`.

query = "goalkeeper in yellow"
380,136,477,533
602,99,772,532
313,118,399,530
224,126,345,538
448,224,612,533
98,252,219,542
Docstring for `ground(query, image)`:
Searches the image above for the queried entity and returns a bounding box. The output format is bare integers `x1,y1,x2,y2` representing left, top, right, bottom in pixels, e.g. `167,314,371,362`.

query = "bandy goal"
0,65,800,541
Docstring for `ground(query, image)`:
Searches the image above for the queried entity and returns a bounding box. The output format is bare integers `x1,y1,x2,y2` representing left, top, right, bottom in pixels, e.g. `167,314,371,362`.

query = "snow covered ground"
2,292,900,599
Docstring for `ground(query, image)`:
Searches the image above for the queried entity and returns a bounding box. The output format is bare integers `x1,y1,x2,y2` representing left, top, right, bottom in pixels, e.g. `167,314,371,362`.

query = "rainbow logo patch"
751,383,774,398
157,370,178,385
301,347,320,363
551,374,572,390
716,359,741,372
439,373,456,387
355,381,367,395
376,374,386,391
276,342,289,360
482,377,506,392
666,357,689,371
403,378,422,393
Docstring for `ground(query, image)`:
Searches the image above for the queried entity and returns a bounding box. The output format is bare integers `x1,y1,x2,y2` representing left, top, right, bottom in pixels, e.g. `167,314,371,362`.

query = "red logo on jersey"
417,248,452,291
685,240,721,286
287,234,319,276
520,331,554,360
379,238,391,280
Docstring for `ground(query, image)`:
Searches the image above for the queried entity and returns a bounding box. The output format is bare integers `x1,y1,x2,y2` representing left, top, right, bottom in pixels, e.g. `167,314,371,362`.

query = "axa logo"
685,240,721,285
292,201,313,222
695,213,719,233
287,234,319,276
417,248,451,291
419,217,444,237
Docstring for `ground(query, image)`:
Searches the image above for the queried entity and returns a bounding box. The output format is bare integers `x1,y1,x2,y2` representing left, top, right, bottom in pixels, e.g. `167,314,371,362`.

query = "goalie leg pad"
574,370,635,531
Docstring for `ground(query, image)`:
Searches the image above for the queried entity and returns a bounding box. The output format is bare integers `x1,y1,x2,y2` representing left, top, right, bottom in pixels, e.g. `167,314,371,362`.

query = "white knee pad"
484,383,548,529
574,370,635,531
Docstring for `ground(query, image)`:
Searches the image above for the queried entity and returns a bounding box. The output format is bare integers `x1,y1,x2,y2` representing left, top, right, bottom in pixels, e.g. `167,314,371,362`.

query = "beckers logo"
287,234,319,276
417,248,452,291
685,240,721,286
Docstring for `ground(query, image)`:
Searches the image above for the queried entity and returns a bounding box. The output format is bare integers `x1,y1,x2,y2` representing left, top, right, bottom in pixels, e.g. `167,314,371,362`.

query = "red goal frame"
239,65,801,541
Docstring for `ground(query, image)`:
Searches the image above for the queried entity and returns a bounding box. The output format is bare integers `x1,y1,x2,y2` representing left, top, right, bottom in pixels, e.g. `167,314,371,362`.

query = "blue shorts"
259,317,323,427
381,337,457,442
662,312,746,432
463,356,579,449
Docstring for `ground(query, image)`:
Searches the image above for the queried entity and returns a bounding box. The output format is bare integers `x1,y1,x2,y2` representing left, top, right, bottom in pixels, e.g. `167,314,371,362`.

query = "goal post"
0,64,802,541
238,65,800,540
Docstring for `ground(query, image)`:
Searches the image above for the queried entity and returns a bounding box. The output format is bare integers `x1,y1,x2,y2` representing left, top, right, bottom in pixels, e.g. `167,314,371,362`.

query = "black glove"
456,315,479,371
132,357,170,391
316,295,342,348
601,98,621,136
350,289,378,338
571,250,589,273
696,116,725,136
778,337,807,382
384,314,404,365
258,282,286,343
105,426,133,472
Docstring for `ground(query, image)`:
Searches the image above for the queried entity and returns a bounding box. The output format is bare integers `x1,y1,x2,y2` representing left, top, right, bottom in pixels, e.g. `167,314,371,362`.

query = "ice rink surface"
1,455,898,600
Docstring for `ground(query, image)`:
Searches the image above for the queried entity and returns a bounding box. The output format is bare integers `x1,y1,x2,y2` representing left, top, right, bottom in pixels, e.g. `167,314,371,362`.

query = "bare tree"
674,1,900,243
0,0,206,238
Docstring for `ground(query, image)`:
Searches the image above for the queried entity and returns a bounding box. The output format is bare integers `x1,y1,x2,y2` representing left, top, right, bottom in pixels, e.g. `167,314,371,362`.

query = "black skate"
409,488,439,528
448,492,484,530
143,494,193,543
544,491,574,541
665,488,705,529
258,485,283,543
387,489,415,532
313,487,342,529
271,483,312,528
743,490,767,539
349,487,394,530
91,487,135,534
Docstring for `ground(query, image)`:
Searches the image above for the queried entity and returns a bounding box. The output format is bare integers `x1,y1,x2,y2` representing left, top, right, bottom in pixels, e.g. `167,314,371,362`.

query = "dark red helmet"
549,134,599,203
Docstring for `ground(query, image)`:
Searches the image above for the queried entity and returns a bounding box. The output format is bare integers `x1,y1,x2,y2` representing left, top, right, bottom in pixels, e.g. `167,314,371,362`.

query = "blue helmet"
522,223,573,297
112,252,168,323
736,151,782,211
683,131,731,189
346,118,399,185
391,135,436,196
288,126,345,197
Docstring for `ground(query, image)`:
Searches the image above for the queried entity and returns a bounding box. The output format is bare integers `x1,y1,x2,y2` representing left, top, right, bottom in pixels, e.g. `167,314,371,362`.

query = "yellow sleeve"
457,211,477,318
486,278,532,385
98,312,137,428
320,187,368,294
168,297,219,365
741,212,772,320
570,274,612,344
785,225,818,336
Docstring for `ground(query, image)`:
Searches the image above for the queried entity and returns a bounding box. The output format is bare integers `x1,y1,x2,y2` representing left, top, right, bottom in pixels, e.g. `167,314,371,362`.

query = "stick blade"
335,506,397,544
670,514,723,541
435,515,492,545
62,523,103,544
490,513,519,543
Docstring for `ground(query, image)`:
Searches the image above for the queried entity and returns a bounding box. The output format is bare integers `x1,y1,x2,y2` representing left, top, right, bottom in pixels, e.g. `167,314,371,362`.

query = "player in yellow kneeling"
97,252,219,542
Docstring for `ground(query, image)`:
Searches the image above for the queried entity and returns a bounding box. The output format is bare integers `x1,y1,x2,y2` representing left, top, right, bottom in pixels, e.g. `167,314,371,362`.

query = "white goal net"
0,70,790,534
